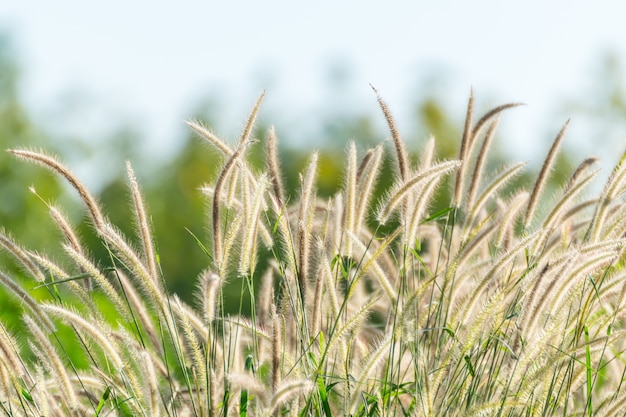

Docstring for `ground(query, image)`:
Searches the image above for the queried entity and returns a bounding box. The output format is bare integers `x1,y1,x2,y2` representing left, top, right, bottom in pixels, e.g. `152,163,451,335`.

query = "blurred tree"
0,35,63,256
559,52,626,171
0,34,65,329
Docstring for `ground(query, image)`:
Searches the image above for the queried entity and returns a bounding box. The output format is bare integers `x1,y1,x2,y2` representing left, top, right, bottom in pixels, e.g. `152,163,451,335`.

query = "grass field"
1,90,626,416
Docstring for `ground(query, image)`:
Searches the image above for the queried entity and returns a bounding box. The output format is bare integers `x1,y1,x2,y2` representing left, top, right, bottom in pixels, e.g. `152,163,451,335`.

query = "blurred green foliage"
0,36,62,251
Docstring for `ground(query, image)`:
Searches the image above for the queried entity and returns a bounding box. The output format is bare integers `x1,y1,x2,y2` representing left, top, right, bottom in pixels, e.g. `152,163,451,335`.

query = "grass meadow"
1,90,626,416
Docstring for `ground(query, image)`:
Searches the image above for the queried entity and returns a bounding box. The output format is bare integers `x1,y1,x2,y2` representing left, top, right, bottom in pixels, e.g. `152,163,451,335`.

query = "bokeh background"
0,1,625,300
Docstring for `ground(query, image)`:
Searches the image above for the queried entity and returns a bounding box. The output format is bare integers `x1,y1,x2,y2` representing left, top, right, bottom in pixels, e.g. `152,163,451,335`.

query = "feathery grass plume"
371,84,408,181
200,271,220,325
517,254,572,342
463,161,526,238
465,117,500,212
0,323,24,381
219,212,243,273
227,371,265,396
454,219,498,269
355,147,374,183
453,89,474,208
238,91,265,145
28,250,95,311
223,317,272,348
459,288,507,356
239,173,268,275
377,160,461,224
458,102,523,213
269,379,314,415
541,250,617,331
170,297,210,342
271,303,282,393
319,254,341,328
469,102,524,146
186,119,234,156
114,269,162,350
23,315,78,412
421,135,436,167
599,269,626,316
225,164,241,209
139,349,163,417
405,176,447,248
354,145,383,237
45,203,94,291
297,152,319,303
42,304,124,371
456,230,540,322
173,295,207,403
348,334,392,414
586,151,626,242
203,182,274,249
404,137,440,245
0,231,46,283
0,361,17,400
267,125,285,206
565,157,599,192
601,393,626,417
572,253,624,331
311,251,325,338
0,270,55,333
342,141,358,257
599,152,626,203
607,157,626,204
328,193,344,254
48,206,83,257
211,137,252,270
256,265,276,331
603,204,626,239
126,161,159,283
62,244,129,317
100,223,166,312
326,295,378,354
495,191,529,247
530,170,598,255
267,200,299,278
524,120,570,229
9,149,106,230
346,229,400,303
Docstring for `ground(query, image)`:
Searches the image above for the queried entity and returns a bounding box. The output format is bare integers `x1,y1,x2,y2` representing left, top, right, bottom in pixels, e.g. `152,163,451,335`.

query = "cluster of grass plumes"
1,90,626,416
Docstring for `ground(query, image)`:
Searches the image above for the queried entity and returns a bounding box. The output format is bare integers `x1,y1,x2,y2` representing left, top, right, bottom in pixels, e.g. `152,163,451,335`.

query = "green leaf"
34,268,116,289
409,246,434,278
21,388,34,403
240,355,254,417
244,354,254,372
584,326,593,417
422,206,454,224
464,355,475,378
185,227,213,263
316,376,332,417
94,386,111,416
239,388,248,417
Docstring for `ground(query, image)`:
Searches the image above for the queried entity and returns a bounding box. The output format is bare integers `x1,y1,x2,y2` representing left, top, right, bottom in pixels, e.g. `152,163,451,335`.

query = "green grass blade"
93,386,111,417
316,376,332,417
584,325,592,417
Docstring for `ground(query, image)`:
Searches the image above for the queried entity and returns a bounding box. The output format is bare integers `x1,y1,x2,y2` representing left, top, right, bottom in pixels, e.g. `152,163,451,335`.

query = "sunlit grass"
0,90,626,416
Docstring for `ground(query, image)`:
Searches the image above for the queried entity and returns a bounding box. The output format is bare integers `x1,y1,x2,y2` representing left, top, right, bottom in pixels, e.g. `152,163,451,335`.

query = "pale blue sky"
0,1,624,175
